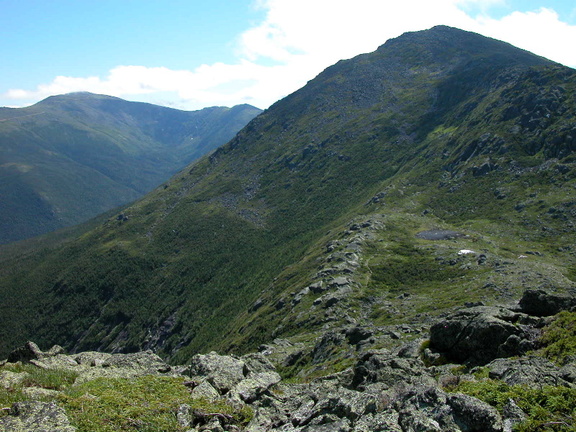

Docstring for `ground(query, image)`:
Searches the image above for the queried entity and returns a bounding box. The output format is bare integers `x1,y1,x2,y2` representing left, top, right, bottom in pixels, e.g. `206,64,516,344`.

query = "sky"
1,0,575,111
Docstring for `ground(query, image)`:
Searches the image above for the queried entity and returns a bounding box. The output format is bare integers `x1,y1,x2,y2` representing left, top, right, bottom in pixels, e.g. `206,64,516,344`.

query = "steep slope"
0,93,261,243
0,26,575,363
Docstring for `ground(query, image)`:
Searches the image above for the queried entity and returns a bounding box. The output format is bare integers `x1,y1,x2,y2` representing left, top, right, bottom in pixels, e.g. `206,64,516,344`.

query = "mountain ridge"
0,25,574,366
0,93,261,243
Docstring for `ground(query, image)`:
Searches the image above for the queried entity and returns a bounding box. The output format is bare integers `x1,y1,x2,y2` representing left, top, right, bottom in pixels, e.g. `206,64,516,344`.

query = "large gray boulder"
7,342,64,363
518,289,576,316
351,349,436,390
185,351,281,402
486,356,575,388
396,386,503,432
429,306,533,365
0,401,76,432
186,352,247,395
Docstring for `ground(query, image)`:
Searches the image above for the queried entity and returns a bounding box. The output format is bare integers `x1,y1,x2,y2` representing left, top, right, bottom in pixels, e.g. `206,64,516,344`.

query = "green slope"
0,93,261,243
0,26,574,362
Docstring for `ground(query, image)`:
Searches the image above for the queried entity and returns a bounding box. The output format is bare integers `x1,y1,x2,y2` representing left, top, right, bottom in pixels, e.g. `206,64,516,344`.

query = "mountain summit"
0,26,574,366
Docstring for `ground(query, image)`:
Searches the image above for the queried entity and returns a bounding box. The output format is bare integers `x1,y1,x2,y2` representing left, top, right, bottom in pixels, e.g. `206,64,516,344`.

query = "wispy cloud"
4,0,576,110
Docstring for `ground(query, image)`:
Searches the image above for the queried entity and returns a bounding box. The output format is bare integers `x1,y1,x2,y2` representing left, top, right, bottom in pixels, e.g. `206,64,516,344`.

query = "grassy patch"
538,311,576,365
59,375,253,432
0,363,79,407
451,379,576,432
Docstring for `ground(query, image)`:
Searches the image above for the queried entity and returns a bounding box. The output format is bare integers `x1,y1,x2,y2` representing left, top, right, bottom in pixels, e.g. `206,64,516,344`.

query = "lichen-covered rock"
0,370,30,389
395,387,503,432
16,349,175,384
186,352,247,395
351,349,435,390
502,398,527,432
188,379,221,400
0,401,76,432
351,410,402,432
101,350,171,373
230,371,282,403
429,306,531,365
241,352,277,374
518,289,576,316
486,356,575,387
447,393,503,432
6,342,64,363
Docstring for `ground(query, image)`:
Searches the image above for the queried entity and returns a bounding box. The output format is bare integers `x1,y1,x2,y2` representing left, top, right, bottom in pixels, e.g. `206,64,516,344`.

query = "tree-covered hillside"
0,26,574,366
0,93,261,243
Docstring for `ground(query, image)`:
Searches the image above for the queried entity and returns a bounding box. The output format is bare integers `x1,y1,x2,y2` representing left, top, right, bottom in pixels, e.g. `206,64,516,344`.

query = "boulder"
351,349,435,390
100,350,171,373
345,327,373,345
396,386,503,432
429,306,532,365
0,370,30,389
518,289,576,316
486,356,575,388
186,352,247,395
447,393,503,432
6,342,64,363
0,401,76,432
230,371,281,403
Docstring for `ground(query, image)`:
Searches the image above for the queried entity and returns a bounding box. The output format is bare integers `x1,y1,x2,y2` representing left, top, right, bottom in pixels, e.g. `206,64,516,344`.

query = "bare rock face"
0,401,76,432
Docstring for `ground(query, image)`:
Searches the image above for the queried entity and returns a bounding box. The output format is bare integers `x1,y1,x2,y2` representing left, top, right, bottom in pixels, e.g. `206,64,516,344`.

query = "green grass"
0,363,79,407
537,311,576,365
451,379,576,432
59,376,252,432
0,368,253,432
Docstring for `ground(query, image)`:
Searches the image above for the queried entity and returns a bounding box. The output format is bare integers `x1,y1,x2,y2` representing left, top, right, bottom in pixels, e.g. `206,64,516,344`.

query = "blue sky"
1,0,575,110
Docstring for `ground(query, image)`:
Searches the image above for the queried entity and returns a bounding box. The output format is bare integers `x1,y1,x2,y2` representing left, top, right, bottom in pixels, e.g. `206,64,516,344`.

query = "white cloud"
473,8,576,67
3,0,576,110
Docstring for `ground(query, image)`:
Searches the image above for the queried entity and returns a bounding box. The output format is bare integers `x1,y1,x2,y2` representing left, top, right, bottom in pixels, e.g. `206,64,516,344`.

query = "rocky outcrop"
486,356,576,388
0,401,76,432
518,289,576,316
351,349,436,390
428,306,539,365
1,340,509,432
2,341,175,384
185,351,282,405
395,387,503,432
7,341,64,363
2,288,573,431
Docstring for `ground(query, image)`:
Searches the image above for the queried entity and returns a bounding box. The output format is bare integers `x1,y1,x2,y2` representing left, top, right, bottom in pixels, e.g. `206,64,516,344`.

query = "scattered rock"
416,230,464,240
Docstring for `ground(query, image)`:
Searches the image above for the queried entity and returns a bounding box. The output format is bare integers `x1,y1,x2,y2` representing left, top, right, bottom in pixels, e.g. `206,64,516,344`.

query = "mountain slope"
0,93,261,243
0,26,575,362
